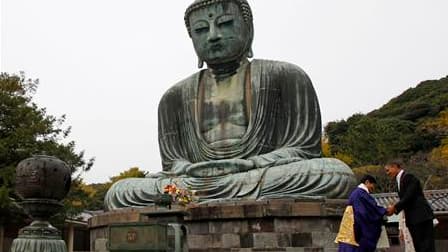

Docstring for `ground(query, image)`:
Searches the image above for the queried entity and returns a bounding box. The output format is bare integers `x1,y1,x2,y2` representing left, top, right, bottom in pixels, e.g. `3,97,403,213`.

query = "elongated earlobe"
248,48,253,58
198,58,204,68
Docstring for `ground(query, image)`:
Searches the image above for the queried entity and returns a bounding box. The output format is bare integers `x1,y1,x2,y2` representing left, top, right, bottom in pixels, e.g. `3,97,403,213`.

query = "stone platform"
89,199,347,252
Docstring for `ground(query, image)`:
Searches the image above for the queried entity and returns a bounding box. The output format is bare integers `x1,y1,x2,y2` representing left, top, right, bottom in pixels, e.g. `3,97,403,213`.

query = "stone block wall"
89,199,347,251
185,217,341,251
184,199,344,251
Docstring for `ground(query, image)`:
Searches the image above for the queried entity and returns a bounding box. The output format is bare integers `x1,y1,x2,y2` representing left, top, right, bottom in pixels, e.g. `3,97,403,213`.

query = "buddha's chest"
201,83,247,127
198,68,250,145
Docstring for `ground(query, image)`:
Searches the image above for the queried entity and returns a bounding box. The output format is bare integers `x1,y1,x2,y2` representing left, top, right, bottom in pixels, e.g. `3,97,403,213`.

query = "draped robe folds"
104,59,357,210
338,187,387,252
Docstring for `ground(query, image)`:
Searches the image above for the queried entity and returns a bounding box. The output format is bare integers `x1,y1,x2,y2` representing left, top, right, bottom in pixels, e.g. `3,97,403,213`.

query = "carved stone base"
10,238,67,252
89,199,347,251
10,220,67,252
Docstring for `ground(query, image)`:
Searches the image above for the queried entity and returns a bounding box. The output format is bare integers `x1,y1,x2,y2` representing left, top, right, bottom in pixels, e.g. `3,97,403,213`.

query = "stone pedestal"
12,156,71,252
10,220,67,252
89,206,188,252
89,199,346,252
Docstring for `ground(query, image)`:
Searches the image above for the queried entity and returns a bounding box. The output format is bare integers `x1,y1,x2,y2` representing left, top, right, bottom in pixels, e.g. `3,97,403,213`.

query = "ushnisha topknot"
184,0,253,37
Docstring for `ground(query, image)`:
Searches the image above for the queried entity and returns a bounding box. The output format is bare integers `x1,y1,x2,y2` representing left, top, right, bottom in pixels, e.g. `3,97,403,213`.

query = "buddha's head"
185,0,254,68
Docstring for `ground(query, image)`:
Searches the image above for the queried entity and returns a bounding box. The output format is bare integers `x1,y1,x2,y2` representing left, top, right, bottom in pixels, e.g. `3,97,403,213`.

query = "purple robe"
338,242,358,252
340,187,386,252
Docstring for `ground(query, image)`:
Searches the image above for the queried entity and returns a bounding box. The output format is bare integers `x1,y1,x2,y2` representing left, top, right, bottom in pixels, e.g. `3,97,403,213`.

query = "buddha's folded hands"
186,159,254,177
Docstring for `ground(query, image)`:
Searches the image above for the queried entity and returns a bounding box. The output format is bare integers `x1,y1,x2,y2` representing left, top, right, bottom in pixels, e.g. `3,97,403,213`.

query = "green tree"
325,75,448,190
368,76,448,120
109,167,147,184
72,167,147,211
324,118,350,155
0,72,94,225
326,115,417,166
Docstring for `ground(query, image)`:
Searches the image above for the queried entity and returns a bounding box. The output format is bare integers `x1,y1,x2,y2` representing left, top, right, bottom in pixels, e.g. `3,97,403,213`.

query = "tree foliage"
109,167,147,184
0,72,94,224
369,76,448,121
325,115,418,166
72,167,147,211
325,76,448,190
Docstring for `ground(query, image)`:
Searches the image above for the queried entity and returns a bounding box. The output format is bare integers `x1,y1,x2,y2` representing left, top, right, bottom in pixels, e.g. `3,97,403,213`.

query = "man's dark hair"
386,160,403,169
385,158,403,169
360,174,377,184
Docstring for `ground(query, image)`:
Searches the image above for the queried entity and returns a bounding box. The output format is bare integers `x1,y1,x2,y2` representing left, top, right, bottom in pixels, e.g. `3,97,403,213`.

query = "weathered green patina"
11,156,70,252
105,0,356,210
109,224,168,251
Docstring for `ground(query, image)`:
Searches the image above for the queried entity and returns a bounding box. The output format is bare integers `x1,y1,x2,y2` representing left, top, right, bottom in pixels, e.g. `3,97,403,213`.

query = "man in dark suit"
384,161,435,252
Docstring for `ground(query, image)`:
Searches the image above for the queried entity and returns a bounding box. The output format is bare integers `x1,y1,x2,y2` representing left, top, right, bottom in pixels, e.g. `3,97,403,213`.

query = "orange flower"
163,183,196,206
164,184,177,194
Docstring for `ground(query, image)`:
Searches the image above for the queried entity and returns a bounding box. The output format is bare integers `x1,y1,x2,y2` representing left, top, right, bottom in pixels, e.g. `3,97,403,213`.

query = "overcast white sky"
2,0,447,184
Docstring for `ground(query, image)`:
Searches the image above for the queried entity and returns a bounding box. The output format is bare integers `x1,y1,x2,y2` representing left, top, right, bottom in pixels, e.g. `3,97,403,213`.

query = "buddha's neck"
208,59,249,81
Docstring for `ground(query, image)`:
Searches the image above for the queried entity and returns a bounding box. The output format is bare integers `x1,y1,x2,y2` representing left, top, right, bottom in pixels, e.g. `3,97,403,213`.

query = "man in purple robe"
337,175,387,252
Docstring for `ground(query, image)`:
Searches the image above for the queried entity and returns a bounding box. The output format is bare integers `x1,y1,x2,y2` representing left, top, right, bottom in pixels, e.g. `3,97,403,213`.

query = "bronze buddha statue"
105,0,356,210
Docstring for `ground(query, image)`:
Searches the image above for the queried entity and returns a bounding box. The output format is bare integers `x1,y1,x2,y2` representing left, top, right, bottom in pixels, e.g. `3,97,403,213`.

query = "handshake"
385,205,396,216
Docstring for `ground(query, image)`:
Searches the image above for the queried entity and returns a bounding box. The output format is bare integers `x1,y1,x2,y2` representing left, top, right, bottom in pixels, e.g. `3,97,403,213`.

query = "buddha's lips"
210,44,223,51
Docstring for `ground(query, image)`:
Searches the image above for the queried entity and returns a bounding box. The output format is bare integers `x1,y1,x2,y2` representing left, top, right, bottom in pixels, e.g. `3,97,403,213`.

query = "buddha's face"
189,2,251,65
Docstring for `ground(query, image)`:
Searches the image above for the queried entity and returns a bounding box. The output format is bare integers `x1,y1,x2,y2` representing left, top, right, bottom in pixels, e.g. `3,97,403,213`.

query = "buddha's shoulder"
252,59,309,76
160,71,200,99
252,59,312,86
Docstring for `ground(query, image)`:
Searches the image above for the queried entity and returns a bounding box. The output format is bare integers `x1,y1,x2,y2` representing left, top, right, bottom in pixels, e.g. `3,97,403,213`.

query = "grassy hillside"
324,75,448,191
369,76,448,121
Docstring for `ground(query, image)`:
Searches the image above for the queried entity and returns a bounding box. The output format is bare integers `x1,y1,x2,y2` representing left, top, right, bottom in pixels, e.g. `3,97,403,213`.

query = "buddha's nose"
208,25,222,43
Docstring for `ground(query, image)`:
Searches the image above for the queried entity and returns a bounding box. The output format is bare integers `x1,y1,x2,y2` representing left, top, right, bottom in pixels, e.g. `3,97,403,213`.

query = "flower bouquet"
163,183,196,207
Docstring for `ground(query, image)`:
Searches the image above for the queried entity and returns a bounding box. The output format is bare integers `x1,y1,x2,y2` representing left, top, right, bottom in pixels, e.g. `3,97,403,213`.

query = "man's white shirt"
396,169,404,191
